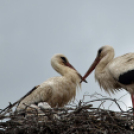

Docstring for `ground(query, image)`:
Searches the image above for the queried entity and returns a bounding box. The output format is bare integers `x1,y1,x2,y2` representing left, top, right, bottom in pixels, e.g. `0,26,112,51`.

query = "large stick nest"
0,93,134,134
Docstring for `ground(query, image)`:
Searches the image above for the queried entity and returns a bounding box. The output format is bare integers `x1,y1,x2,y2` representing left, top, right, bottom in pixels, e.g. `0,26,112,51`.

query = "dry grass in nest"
0,93,134,134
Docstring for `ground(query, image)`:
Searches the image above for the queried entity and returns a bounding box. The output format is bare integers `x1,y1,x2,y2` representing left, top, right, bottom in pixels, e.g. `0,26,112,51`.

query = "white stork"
17,54,86,112
82,45,134,109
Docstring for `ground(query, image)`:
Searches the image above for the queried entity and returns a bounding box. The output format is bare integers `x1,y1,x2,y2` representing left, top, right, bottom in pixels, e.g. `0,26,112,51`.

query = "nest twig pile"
0,93,134,134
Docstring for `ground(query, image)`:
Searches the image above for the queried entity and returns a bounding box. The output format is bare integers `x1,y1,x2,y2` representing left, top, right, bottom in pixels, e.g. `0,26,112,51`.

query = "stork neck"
96,53,114,73
52,61,81,84
57,64,81,84
61,67,77,78
54,63,76,77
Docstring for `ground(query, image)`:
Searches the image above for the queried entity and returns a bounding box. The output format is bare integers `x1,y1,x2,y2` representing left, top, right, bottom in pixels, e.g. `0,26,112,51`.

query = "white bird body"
95,52,134,94
82,45,134,109
17,54,82,112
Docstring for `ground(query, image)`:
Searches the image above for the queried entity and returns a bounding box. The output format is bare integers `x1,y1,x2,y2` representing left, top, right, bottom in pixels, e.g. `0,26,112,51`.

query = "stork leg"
131,94,134,115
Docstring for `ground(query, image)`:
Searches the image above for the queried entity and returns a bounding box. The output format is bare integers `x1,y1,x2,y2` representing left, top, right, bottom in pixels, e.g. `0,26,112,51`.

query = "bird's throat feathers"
65,68,81,89
54,63,81,88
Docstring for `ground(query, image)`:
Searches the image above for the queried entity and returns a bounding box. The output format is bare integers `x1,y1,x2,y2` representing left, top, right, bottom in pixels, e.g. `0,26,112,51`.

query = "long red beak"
65,62,87,83
81,56,100,82
65,62,77,71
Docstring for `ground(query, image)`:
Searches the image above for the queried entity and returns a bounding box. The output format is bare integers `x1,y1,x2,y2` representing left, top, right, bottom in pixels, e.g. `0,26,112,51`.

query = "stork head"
81,45,114,82
51,54,87,83
51,54,75,72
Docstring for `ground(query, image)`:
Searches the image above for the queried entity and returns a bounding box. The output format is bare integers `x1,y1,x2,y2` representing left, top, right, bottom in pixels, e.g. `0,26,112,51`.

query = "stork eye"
98,48,103,54
61,57,67,62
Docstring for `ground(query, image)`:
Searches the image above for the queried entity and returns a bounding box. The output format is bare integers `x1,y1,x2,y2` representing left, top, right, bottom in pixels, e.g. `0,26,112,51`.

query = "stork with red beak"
17,54,86,112
82,45,134,109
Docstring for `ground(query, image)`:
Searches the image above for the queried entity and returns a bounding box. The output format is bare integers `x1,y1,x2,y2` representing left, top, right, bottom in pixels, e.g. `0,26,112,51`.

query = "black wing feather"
119,70,134,85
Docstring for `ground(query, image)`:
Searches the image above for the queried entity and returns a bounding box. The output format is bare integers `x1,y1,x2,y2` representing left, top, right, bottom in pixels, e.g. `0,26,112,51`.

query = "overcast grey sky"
1,0,134,111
